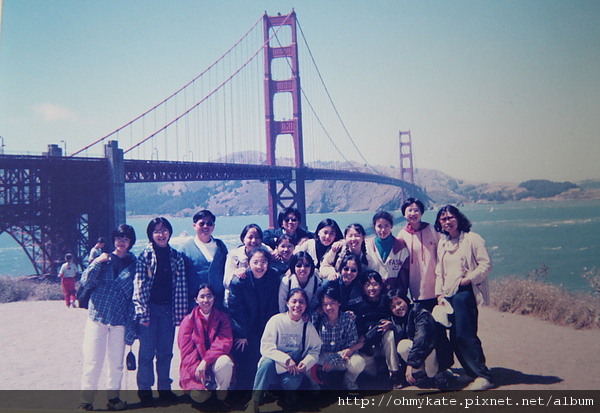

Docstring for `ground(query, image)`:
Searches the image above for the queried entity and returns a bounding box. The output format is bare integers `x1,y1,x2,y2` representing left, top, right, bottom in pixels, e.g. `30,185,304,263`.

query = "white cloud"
33,103,78,122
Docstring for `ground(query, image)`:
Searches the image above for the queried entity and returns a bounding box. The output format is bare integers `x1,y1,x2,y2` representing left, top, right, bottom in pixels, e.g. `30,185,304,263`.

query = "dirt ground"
1,300,599,411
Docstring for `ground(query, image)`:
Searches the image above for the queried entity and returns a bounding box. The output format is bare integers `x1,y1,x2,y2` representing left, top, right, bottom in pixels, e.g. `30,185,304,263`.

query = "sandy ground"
0,300,599,410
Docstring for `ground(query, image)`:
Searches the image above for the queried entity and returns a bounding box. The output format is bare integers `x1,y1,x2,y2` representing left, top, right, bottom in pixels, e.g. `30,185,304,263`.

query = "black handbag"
75,283,93,309
126,347,136,371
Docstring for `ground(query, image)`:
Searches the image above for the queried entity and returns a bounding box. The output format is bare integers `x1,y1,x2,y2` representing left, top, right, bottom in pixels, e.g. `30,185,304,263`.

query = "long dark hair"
434,205,472,234
314,218,343,243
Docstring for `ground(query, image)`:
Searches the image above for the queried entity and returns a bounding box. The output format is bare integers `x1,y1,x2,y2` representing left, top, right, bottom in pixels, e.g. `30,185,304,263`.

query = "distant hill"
125,153,599,216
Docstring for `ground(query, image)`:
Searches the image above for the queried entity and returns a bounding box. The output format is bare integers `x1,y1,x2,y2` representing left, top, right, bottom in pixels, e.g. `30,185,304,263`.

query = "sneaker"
189,390,211,404
107,397,126,411
158,390,179,404
389,371,405,389
138,390,154,407
244,400,259,413
77,403,93,411
465,377,493,391
343,377,359,391
434,372,450,391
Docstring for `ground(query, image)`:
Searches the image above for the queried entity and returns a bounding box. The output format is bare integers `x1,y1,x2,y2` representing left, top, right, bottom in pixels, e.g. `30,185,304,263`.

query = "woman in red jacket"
178,283,234,405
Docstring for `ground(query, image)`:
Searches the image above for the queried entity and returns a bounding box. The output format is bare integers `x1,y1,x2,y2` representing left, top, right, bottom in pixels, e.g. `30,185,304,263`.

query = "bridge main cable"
123,13,292,155
70,15,265,157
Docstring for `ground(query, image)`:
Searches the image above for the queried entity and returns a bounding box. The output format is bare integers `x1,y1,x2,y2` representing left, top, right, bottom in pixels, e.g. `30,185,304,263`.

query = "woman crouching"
178,283,234,407
246,288,321,413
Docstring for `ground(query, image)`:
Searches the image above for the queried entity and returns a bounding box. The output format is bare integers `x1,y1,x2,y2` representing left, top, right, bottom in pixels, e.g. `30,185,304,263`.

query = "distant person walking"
58,253,78,308
78,224,137,411
88,237,106,266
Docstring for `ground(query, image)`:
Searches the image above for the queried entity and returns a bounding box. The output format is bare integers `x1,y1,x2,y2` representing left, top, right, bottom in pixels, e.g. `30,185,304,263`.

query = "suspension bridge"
0,10,424,276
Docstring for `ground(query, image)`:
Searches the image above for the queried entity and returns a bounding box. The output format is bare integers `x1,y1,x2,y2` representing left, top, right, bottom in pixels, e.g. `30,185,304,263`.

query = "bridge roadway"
124,159,424,194
1,154,425,275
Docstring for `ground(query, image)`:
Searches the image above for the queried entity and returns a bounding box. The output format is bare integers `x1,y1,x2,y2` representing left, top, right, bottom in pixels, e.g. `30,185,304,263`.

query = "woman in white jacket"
434,205,493,391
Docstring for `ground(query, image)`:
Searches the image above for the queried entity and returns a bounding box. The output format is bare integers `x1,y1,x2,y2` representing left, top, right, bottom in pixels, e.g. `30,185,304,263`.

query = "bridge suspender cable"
123,13,292,155
70,15,265,157
296,19,381,175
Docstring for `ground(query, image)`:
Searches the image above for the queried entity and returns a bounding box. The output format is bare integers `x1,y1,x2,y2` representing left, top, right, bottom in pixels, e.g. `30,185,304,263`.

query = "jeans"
447,285,491,380
251,357,304,403
137,303,176,391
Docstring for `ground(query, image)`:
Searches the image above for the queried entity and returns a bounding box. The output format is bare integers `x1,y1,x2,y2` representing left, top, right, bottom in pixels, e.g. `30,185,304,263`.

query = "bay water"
1,199,599,293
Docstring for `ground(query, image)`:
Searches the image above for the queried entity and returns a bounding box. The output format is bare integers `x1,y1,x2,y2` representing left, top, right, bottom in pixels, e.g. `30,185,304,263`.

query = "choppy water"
1,199,599,292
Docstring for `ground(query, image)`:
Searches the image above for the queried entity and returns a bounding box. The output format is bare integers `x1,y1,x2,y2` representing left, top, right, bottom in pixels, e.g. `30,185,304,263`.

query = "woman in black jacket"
228,247,279,390
386,289,452,389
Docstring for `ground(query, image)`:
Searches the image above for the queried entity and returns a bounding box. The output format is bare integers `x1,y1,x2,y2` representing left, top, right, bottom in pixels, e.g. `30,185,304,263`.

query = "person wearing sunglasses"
278,251,321,313
181,210,229,310
317,253,364,314
263,207,313,249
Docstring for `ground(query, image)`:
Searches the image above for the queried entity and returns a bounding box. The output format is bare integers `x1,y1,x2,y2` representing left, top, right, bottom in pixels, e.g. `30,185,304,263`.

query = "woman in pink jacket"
178,283,234,406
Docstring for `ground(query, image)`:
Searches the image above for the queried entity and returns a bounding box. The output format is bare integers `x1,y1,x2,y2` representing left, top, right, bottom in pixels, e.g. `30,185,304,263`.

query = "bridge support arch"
0,143,123,276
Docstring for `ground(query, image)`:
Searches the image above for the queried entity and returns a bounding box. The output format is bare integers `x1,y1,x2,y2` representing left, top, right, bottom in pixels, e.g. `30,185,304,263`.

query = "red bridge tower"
263,11,306,229
399,130,414,202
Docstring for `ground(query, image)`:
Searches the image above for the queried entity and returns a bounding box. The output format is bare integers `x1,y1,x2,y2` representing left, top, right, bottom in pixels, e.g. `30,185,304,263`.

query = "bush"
490,266,600,330
0,277,63,303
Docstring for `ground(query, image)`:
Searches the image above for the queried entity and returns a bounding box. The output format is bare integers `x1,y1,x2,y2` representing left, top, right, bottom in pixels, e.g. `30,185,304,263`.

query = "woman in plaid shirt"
309,285,365,390
133,217,188,406
79,224,137,412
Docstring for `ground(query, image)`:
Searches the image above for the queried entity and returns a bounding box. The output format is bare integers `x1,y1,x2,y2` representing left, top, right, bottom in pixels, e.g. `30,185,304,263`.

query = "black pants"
447,285,492,381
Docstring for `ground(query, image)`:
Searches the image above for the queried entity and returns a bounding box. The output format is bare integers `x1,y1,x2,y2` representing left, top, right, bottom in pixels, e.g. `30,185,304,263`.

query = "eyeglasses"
197,221,214,227
342,267,358,273
152,228,170,235
439,216,456,223
284,217,298,223
295,263,312,268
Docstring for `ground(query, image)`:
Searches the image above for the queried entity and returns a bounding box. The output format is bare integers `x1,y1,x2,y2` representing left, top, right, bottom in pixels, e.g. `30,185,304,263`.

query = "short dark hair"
96,237,106,244
146,217,173,242
194,283,216,298
289,251,316,278
247,246,272,263
361,270,385,289
275,234,296,247
65,253,74,261
277,207,302,227
193,209,216,224
434,205,472,234
372,211,394,227
385,288,411,309
401,198,425,215
240,223,263,244
314,218,343,242
112,224,136,251
287,287,309,304
318,285,342,305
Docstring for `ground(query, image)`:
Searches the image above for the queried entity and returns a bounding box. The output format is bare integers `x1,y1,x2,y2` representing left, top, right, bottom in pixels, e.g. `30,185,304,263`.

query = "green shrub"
490,270,600,330
0,277,63,303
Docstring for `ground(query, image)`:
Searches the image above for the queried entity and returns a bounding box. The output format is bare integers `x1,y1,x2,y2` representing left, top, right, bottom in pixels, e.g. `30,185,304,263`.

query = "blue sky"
1,0,599,183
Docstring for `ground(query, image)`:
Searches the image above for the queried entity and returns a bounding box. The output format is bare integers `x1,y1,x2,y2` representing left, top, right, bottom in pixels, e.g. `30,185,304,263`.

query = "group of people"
76,201,494,411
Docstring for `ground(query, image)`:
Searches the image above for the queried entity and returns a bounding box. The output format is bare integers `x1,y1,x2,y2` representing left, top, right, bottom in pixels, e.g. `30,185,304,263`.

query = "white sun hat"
432,298,454,328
